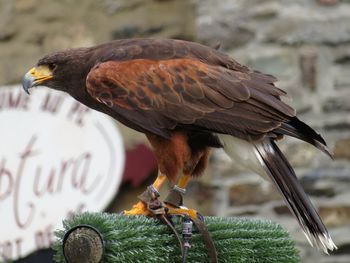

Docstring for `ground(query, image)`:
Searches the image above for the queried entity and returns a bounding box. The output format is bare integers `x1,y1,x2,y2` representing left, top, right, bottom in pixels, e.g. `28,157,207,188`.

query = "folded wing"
86,58,295,141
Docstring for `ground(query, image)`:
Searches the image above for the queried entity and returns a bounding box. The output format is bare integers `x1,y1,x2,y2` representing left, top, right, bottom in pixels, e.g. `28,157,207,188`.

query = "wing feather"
86,58,295,141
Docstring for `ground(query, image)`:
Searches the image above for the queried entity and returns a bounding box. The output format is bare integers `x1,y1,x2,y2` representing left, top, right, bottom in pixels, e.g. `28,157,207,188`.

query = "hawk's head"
22,47,92,94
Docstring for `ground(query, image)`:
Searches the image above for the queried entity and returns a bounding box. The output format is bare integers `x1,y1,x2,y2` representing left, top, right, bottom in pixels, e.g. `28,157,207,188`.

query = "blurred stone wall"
195,1,350,263
1,0,350,262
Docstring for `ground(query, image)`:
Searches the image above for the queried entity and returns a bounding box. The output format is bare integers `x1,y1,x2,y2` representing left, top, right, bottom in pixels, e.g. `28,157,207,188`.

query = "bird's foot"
164,204,203,221
123,186,215,262
123,201,152,216
163,186,203,221
123,185,162,217
123,185,202,221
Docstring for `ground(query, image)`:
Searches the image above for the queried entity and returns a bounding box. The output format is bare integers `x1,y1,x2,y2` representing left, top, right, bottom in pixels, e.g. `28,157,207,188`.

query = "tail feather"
254,139,337,254
275,117,333,158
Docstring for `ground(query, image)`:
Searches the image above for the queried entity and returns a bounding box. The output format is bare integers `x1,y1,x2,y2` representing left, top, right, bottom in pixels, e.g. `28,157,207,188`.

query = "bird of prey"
22,38,336,253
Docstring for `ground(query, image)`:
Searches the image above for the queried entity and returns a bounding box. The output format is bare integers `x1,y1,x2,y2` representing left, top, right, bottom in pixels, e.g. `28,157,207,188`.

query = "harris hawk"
22,38,336,254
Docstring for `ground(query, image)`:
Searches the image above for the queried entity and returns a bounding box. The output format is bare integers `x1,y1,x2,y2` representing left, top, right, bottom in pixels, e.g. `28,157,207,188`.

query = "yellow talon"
124,173,167,217
123,201,200,220
124,201,152,216
164,204,199,220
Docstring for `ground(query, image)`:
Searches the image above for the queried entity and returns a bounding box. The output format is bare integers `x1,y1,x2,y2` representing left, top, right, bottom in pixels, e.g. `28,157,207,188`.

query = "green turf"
53,212,300,263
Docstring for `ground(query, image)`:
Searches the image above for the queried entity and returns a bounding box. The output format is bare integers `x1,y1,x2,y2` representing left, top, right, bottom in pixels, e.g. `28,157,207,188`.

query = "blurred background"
1,0,350,262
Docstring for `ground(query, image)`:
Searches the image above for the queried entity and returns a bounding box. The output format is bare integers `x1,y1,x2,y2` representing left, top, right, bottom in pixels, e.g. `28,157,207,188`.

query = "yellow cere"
29,65,53,83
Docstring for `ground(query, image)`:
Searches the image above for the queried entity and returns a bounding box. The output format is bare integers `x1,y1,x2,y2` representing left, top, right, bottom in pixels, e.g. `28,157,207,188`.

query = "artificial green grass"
53,212,300,263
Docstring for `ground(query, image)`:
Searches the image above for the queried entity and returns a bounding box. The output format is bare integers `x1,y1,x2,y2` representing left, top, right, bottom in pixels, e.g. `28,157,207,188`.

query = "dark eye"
48,63,57,71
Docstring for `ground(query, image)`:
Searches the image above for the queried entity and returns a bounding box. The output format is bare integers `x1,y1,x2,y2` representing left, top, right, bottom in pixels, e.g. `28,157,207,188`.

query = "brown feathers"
86,56,292,141
35,38,328,149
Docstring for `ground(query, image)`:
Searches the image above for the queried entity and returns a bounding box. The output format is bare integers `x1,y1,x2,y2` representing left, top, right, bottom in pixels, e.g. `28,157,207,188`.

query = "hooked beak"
22,66,53,94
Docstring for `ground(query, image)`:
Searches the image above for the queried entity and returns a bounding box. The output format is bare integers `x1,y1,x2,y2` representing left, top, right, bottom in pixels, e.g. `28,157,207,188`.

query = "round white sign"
0,85,125,261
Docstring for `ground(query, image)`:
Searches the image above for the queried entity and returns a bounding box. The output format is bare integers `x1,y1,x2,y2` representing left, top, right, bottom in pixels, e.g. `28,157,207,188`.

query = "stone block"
42,24,95,51
319,205,350,228
324,122,350,131
15,0,38,13
273,204,292,216
333,65,350,90
248,2,280,19
196,20,255,49
299,47,318,91
103,0,145,14
229,181,281,206
231,45,299,85
279,141,319,168
317,0,339,6
334,138,350,160
0,25,16,42
110,0,195,40
323,97,350,113
300,169,350,197
0,1,15,42
194,0,256,49
262,5,350,45
184,181,215,216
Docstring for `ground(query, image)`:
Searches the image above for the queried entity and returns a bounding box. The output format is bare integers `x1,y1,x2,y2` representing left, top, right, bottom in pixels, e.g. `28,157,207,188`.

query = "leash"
182,217,193,263
138,187,218,263
138,187,184,256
